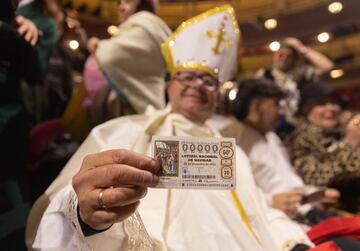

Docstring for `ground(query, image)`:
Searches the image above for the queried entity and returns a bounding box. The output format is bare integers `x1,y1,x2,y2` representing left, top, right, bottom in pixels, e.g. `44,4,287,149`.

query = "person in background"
0,1,42,249
210,78,339,222
84,0,171,127
0,0,42,198
42,5,89,119
17,0,59,74
285,82,360,213
256,37,334,138
15,0,60,122
26,6,316,251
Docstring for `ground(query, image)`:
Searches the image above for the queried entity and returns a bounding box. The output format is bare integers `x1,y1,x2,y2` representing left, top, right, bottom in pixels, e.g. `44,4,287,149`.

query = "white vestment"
96,11,171,114
27,107,313,251
208,115,315,206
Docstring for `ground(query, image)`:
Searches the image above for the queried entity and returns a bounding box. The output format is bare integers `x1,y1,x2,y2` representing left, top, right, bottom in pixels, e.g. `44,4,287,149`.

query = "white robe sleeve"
255,188,314,250
95,12,171,114
32,185,128,251
27,117,143,251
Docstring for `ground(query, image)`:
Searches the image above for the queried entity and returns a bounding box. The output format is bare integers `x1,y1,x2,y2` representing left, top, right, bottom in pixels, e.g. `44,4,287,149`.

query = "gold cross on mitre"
206,18,232,54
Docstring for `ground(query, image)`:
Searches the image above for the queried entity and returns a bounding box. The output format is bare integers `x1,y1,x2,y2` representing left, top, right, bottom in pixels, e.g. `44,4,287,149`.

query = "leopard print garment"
285,122,360,187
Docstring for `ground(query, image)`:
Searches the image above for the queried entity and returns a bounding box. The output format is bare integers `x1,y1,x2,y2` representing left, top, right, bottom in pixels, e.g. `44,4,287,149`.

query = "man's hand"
272,188,304,216
15,15,38,46
72,149,160,230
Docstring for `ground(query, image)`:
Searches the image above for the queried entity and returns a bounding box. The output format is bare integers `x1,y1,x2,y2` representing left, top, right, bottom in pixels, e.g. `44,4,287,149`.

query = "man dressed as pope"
26,5,314,251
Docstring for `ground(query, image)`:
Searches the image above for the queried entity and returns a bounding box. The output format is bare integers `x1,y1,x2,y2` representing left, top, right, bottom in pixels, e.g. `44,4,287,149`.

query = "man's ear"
166,80,172,92
250,98,261,113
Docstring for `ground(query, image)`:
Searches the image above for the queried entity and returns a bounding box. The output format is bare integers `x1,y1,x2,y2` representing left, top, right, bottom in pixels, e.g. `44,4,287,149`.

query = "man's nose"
193,77,205,88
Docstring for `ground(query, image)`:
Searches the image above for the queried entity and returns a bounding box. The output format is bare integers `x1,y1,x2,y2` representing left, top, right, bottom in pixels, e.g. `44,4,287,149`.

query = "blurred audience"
42,6,89,119
84,0,171,126
16,0,60,122
285,82,360,213
256,37,334,138
17,0,59,74
0,0,42,199
0,0,42,249
210,78,340,224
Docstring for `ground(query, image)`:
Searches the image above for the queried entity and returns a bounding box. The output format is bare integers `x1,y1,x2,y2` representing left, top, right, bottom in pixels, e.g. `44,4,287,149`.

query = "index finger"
74,163,159,189
83,149,160,174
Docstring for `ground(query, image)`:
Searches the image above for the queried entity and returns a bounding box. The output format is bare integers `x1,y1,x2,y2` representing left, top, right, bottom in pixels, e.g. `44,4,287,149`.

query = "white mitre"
161,4,240,83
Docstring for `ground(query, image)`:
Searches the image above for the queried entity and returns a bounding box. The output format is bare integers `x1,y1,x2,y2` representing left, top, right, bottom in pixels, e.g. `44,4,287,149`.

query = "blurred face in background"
273,47,297,72
117,0,140,24
256,97,283,133
307,101,341,129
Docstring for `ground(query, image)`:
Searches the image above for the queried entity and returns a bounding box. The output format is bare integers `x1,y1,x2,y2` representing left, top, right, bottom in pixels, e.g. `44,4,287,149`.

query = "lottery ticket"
152,136,236,189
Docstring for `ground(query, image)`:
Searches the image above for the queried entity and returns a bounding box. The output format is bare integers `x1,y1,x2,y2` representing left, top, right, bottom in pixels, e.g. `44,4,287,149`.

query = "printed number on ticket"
152,136,236,189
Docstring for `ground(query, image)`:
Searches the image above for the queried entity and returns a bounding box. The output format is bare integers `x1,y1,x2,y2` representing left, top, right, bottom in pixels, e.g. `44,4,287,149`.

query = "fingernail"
150,158,161,168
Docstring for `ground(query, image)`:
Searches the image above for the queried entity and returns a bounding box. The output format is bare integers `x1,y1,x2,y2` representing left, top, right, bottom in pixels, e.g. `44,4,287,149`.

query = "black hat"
298,81,348,116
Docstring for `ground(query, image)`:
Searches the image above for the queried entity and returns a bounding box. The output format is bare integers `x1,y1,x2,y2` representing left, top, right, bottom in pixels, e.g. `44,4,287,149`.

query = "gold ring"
98,188,106,209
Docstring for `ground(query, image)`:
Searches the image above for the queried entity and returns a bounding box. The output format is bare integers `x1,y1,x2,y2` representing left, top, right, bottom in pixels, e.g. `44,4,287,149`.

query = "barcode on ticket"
182,175,216,179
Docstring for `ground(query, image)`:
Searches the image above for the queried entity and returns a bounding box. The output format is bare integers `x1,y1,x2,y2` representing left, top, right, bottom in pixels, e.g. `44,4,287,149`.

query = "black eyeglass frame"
171,71,219,92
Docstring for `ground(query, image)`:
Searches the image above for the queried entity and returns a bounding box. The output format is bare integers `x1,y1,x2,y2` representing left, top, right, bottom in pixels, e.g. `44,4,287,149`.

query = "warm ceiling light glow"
269,41,280,51
317,32,330,43
328,2,343,14
330,69,344,79
228,89,238,101
107,25,119,36
264,18,277,30
69,40,79,50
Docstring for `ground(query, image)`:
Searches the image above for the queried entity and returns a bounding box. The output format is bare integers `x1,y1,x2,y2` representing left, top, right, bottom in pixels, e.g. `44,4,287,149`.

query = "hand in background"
15,15,38,46
272,188,304,216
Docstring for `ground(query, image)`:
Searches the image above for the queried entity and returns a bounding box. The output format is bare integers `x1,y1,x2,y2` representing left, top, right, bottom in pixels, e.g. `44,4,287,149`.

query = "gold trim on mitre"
161,4,241,77
176,61,219,77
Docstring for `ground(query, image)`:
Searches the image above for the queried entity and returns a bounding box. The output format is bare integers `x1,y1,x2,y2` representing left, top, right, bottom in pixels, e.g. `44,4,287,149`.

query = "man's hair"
232,78,285,121
136,0,155,13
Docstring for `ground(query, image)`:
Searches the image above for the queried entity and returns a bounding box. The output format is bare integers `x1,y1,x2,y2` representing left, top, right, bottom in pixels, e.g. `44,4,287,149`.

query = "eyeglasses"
172,72,219,91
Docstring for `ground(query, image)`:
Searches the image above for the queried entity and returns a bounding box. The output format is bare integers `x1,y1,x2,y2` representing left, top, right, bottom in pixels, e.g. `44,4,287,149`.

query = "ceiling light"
328,2,343,14
107,25,119,36
69,40,79,50
330,69,344,79
228,89,238,101
269,41,280,51
264,18,277,30
317,32,330,43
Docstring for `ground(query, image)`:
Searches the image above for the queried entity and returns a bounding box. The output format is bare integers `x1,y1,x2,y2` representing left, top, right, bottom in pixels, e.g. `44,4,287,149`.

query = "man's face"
256,97,282,133
307,102,341,129
273,47,296,72
167,69,219,123
117,0,140,24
